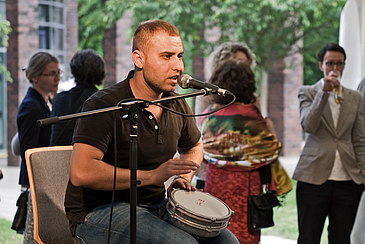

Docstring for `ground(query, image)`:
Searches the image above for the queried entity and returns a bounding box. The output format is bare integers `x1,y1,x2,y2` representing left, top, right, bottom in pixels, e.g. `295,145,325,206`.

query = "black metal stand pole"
127,108,141,244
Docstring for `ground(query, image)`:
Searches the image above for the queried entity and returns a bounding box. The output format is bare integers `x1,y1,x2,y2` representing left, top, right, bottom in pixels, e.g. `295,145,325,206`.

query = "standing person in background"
200,60,281,244
195,42,257,123
17,52,60,241
293,43,365,244
18,52,60,187
50,49,106,146
194,42,259,187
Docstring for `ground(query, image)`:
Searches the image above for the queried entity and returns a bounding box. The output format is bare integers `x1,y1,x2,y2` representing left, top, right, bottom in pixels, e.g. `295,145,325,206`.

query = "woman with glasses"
293,43,365,244
16,52,60,240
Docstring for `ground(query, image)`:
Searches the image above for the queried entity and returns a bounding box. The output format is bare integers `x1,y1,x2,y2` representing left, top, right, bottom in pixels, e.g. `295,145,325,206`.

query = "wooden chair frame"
25,146,75,244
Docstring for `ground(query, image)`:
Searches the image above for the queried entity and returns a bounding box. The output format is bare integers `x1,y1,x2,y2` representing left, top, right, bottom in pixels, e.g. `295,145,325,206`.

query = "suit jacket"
357,78,365,118
293,80,365,185
17,87,51,186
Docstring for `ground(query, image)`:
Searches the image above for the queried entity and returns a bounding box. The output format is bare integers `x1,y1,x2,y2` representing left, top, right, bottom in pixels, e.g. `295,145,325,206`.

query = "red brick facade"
66,0,79,77
6,0,78,166
268,52,303,156
103,24,117,88
116,12,134,82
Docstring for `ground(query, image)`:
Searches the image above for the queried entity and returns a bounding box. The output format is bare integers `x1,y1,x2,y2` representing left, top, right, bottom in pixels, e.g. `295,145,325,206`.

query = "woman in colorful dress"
200,60,281,244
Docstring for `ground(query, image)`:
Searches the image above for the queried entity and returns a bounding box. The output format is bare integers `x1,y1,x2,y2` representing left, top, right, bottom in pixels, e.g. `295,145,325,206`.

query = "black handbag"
11,188,29,231
247,171,279,230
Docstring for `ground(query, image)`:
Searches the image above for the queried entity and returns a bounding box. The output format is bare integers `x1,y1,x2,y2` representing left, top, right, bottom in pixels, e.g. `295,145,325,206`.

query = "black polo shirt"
65,71,201,236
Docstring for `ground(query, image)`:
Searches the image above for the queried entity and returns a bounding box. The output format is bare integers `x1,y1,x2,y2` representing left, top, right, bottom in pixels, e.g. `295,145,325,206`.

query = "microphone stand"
38,89,207,244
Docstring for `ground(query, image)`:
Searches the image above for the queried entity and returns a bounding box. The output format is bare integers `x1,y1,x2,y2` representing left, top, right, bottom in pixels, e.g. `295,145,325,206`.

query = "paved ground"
0,152,298,243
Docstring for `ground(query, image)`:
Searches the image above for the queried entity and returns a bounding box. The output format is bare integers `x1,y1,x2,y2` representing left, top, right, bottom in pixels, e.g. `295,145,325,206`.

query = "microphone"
177,74,233,96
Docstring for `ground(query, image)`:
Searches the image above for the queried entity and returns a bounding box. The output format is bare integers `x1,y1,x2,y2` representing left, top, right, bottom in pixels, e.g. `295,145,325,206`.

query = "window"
38,1,66,74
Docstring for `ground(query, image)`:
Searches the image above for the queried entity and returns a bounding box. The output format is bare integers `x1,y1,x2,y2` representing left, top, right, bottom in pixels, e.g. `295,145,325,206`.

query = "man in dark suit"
293,43,365,244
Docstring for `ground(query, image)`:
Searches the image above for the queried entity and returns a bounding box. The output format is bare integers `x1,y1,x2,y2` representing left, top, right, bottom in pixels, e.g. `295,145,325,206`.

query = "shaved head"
132,20,180,53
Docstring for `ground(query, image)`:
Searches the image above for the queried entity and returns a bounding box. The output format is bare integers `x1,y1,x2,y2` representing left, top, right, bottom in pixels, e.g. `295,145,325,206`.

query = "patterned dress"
200,103,280,244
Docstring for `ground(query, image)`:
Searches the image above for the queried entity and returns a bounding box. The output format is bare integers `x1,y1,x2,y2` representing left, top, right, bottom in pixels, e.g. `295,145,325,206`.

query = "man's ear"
132,50,144,69
318,61,324,72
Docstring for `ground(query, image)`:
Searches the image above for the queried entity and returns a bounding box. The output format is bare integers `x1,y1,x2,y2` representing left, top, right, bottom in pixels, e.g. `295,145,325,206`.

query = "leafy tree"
0,17,12,82
204,0,346,114
78,0,214,75
78,0,347,112
205,0,313,115
302,0,346,85
78,0,105,55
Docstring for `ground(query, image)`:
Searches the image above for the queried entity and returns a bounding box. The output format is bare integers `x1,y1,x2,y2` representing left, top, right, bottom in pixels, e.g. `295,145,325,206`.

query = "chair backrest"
25,146,75,244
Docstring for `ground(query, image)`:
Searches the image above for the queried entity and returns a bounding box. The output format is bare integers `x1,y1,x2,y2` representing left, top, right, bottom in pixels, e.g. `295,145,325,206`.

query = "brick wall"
7,0,39,166
65,0,78,77
283,51,303,156
103,25,117,88
116,11,134,82
6,0,20,166
6,0,78,166
268,59,285,152
268,51,302,156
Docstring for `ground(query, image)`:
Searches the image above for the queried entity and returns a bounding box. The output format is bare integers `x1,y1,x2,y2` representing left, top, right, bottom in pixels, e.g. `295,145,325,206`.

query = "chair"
25,146,75,244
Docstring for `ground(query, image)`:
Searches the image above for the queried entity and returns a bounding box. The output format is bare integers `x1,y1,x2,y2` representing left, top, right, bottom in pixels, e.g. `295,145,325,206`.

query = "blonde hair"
24,52,59,83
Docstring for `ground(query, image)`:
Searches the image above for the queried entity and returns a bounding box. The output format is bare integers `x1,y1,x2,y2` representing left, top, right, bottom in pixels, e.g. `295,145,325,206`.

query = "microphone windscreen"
177,74,192,89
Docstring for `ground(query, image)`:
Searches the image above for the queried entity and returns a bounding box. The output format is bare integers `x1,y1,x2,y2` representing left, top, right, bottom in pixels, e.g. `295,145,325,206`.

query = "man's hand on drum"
149,158,199,195
167,175,197,197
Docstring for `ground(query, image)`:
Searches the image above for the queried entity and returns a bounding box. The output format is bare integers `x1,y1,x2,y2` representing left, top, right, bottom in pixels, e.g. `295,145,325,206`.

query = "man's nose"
172,57,184,71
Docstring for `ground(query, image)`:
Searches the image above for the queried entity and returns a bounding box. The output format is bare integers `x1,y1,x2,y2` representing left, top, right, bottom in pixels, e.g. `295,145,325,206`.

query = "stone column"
65,0,78,77
116,11,134,82
103,24,117,88
268,47,302,156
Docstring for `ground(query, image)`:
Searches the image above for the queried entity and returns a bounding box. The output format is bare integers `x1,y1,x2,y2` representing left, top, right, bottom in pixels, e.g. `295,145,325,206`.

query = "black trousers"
296,180,363,244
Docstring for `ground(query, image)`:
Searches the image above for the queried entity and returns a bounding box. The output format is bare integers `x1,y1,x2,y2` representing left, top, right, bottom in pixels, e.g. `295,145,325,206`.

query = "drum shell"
166,189,233,238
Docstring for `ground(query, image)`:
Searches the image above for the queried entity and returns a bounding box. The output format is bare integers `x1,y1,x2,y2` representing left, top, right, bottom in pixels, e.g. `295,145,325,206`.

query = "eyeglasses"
324,61,345,68
40,70,63,78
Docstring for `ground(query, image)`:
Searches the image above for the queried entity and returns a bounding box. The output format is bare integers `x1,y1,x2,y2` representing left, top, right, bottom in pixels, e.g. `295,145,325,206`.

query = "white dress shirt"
321,79,351,181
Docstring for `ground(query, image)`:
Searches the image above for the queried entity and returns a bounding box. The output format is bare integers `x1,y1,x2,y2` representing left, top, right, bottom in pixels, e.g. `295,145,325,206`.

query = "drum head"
171,190,230,219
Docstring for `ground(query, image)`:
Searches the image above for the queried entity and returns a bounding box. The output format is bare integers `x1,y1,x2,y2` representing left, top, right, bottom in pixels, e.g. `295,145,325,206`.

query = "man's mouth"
170,75,179,82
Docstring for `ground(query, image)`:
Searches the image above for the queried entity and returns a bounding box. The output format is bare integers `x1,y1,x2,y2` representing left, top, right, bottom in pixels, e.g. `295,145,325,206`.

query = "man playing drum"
64,19,239,244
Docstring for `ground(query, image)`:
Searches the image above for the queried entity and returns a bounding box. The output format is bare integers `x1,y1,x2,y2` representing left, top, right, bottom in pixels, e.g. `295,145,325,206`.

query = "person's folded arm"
299,87,329,134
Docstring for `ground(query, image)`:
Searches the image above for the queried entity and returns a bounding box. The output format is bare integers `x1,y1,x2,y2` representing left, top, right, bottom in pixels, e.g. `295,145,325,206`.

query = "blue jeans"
75,199,239,244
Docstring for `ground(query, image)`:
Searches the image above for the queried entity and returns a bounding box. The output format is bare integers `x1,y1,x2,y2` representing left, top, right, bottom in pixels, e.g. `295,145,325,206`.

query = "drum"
166,189,233,238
